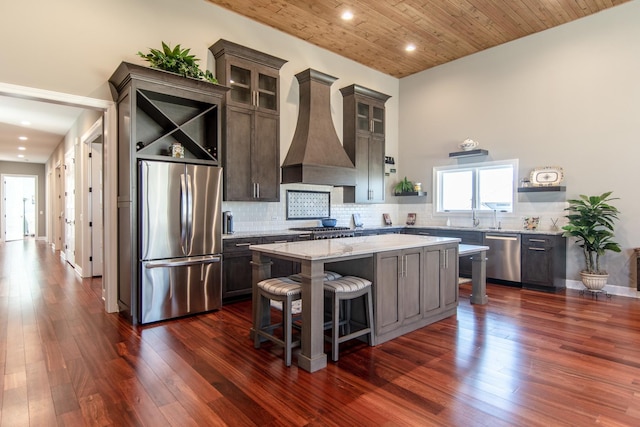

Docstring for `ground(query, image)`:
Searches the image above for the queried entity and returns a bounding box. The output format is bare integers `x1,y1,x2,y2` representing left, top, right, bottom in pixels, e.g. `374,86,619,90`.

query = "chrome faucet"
472,207,480,227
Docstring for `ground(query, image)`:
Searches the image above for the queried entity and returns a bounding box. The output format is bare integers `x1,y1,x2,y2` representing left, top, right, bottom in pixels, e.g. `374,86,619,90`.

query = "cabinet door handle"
272,240,289,244
529,238,546,243
256,183,260,198
528,247,545,251
235,243,252,247
418,232,431,235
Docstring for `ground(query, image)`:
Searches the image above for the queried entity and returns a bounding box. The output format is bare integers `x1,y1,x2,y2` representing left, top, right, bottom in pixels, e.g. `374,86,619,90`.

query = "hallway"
1,240,640,426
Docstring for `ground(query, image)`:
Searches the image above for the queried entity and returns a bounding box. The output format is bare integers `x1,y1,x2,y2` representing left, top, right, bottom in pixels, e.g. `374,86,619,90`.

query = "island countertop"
249,234,461,260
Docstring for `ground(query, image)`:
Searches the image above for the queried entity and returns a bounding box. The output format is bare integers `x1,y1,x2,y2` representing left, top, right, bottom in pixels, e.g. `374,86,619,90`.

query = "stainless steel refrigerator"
138,160,223,324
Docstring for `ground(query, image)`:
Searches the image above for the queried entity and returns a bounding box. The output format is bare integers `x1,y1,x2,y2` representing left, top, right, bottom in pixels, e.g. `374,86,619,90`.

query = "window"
434,159,517,213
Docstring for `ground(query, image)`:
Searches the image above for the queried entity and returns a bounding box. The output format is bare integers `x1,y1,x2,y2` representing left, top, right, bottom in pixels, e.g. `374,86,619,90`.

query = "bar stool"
254,277,302,366
323,276,374,362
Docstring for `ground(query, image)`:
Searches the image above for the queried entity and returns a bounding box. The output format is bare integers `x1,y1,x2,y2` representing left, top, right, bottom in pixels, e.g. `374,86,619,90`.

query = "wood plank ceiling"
206,0,629,78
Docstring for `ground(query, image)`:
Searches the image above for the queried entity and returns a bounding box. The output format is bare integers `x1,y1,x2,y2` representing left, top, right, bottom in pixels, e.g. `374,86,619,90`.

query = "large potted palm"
562,192,621,290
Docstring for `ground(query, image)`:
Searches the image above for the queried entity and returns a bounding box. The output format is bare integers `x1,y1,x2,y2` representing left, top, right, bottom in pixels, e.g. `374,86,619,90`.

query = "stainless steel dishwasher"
484,233,521,282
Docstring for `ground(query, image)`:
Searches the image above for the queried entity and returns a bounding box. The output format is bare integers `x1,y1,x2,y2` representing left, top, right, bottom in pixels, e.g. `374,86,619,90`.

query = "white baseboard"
565,279,639,299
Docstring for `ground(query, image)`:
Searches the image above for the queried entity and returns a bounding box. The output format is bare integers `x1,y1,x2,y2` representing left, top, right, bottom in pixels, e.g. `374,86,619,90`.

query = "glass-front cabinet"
342,84,391,204
357,102,385,135
210,40,287,202
226,59,279,114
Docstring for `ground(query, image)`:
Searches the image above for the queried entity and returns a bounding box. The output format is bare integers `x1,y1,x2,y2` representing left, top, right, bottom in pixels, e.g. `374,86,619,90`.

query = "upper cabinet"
340,84,391,204
210,40,287,202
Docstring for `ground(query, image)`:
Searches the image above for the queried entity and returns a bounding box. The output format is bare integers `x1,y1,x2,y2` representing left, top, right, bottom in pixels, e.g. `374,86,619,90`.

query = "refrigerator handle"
186,172,194,254
180,173,188,254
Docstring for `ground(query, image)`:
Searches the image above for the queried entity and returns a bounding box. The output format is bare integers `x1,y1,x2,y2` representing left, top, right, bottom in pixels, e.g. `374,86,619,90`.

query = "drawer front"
522,235,554,248
262,234,296,244
223,237,262,254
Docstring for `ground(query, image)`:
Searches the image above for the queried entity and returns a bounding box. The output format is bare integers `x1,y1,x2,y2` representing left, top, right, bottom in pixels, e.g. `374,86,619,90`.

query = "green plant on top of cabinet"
341,84,391,204
210,40,287,202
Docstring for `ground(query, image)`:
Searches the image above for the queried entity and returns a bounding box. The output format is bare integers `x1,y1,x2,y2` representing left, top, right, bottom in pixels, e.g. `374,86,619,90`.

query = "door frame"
80,118,104,278
0,82,118,313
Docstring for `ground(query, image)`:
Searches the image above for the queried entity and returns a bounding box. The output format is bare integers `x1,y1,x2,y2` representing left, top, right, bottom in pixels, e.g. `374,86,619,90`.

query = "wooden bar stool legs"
323,276,374,362
254,277,302,366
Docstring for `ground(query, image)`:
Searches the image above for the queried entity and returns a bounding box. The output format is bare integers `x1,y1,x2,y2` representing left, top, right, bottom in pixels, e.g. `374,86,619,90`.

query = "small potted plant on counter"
138,41,218,83
562,191,621,291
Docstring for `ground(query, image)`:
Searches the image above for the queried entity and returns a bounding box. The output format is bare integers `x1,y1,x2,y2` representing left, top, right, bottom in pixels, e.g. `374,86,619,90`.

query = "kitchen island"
250,234,461,372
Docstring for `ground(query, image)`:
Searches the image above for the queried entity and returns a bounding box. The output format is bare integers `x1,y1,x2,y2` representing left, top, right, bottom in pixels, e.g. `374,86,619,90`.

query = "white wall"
1,0,400,229
398,1,640,289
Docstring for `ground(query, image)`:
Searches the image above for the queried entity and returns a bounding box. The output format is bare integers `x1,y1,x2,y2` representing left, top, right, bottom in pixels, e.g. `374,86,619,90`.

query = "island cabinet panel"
375,242,459,344
423,248,442,314
441,245,459,310
374,247,424,337
375,250,402,335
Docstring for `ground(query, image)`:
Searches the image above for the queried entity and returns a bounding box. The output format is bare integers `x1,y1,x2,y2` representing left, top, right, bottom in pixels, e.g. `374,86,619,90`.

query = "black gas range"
289,226,355,239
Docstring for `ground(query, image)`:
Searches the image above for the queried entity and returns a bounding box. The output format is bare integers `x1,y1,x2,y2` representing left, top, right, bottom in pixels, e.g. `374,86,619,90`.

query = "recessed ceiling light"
405,44,416,52
341,10,354,20
18,154,24,158
19,136,28,140
18,146,26,151
21,120,31,126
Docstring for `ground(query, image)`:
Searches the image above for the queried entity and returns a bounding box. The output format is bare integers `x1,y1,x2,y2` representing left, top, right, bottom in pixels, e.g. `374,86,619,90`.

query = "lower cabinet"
375,248,424,336
222,237,259,301
521,234,566,291
223,234,300,302
375,242,458,343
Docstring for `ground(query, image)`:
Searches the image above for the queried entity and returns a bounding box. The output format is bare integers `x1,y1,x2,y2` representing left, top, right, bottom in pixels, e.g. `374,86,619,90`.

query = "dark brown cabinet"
222,237,259,301
521,234,566,292
341,85,390,204
210,40,287,202
222,234,300,302
109,62,228,322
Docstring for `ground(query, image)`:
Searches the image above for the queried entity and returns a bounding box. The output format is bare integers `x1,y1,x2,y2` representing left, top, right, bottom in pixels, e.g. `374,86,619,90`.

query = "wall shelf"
449,149,489,158
394,191,427,197
518,186,566,193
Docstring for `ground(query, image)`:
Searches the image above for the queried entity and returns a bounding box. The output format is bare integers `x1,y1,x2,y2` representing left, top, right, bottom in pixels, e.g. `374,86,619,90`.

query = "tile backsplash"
222,184,567,233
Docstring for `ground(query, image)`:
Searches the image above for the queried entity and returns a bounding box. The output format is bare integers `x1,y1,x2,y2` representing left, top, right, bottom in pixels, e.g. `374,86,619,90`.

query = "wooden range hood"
281,69,356,186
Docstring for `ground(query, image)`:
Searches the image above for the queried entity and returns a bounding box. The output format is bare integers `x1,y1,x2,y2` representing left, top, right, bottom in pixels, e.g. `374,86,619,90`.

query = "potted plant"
562,191,621,290
394,177,414,195
138,42,218,83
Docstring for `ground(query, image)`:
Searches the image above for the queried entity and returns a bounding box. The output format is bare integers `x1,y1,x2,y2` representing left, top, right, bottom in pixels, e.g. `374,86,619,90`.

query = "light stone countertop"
249,234,460,261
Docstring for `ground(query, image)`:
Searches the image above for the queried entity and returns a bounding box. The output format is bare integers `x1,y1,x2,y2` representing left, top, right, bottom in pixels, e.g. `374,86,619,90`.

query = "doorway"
2,175,37,242
64,148,75,266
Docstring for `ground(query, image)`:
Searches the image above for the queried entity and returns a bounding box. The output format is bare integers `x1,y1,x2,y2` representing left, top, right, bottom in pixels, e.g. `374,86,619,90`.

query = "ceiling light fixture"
18,146,26,151
19,136,28,140
18,154,24,158
405,44,416,52
21,120,31,126
341,10,354,20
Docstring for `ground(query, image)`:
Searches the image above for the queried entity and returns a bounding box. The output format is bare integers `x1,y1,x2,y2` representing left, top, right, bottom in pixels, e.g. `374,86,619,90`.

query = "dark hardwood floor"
1,239,640,426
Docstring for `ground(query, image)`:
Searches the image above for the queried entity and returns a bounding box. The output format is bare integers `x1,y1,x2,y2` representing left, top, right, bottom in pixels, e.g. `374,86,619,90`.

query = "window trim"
433,159,518,214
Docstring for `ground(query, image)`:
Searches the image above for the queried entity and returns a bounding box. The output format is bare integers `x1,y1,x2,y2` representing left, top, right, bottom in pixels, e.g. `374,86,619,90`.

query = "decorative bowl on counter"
321,218,337,227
